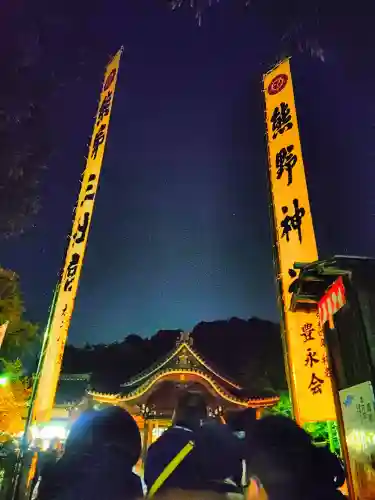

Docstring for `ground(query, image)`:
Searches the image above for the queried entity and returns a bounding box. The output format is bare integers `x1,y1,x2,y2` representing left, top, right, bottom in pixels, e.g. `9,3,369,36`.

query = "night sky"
1,2,374,345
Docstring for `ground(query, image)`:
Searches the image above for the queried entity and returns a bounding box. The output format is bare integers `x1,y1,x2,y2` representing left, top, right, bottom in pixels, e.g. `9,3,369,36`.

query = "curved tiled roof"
89,368,279,408
122,340,241,390
89,333,279,409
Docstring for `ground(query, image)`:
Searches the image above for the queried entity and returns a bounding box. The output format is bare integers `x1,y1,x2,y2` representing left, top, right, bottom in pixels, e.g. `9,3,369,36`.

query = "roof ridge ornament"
176,331,193,347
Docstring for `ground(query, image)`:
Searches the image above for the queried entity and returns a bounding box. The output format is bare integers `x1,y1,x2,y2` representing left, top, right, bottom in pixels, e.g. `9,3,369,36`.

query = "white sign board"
339,381,375,499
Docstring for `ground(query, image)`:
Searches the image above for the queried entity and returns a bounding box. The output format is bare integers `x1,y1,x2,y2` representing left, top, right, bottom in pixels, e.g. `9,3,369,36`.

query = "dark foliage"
62,317,286,394
0,268,39,359
0,0,110,237
170,0,374,72
0,3,47,236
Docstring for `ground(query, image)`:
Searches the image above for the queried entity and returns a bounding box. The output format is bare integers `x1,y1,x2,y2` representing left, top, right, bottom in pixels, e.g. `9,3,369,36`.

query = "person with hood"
33,406,143,500
144,391,243,498
244,415,347,500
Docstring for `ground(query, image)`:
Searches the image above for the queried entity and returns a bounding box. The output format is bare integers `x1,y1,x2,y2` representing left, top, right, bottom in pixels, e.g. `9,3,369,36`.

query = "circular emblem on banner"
268,74,288,95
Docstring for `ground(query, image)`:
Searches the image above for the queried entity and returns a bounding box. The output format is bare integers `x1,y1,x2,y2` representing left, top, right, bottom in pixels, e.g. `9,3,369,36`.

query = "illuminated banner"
0,321,9,348
263,59,336,423
33,48,123,422
318,276,346,329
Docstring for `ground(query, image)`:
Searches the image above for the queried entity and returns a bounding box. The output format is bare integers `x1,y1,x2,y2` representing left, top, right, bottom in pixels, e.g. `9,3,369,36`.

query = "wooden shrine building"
87,332,279,452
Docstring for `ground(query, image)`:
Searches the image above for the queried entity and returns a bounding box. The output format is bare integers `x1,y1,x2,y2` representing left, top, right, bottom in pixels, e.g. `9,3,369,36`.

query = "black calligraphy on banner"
317,326,326,347
73,212,90,245
276,145,297,186
103,69,117,92
271,102,293,139
321,354,332,378
64,253,80,292
281,199,305,243
60,304,68,328
305,348,319,368
80,174,97,206
301,323,315,343
308,373,325,395
91,124,107,160
57,348,64,366
97,91,113,125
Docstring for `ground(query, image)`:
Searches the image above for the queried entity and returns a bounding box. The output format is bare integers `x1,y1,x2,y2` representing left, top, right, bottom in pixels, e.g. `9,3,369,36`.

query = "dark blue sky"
1,1,374,345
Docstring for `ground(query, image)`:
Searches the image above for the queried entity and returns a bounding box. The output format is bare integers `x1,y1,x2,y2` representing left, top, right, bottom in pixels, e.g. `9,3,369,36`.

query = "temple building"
46,333,278,455
86,332,279,453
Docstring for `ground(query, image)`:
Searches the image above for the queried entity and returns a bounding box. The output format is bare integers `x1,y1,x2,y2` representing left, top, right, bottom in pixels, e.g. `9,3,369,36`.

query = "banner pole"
262,69,299,423
23,285,60,446
10,284,60,500
32,48,123,423
262,58,336,424
265,146,299,422
10,46,123,499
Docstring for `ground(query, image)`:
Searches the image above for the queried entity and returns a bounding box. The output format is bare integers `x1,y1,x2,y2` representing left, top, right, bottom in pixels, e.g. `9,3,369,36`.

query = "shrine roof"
88,333,279,409
120,332,241,391
89,376,279,408
55,373,91,405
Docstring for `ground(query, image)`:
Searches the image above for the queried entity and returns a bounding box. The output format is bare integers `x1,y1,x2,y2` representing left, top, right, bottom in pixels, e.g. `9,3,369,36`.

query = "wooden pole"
10,285,59,500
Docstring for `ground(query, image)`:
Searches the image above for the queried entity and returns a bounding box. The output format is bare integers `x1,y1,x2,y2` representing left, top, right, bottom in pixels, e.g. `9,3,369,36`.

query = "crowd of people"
29,392,346,500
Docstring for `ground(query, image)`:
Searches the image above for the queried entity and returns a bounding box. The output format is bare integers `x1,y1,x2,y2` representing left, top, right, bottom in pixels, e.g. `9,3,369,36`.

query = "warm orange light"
122,341,241,390
90,369,279,408
88,392,121,403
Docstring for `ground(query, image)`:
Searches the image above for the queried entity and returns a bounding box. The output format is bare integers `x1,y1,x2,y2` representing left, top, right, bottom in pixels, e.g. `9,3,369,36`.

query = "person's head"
172,391,208,430
245,416,345,500
226,408,257,435
65,406,141,466
37,407,142,500
195,418,244,486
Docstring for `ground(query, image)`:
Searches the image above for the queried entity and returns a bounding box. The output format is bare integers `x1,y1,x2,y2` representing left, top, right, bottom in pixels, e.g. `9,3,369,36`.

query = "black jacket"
145,421,243,494
36,448,142,500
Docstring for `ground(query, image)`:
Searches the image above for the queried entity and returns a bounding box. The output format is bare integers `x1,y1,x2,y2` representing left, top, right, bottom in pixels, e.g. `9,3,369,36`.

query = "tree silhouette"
62,318,287,394
167,0,373,72
0,4,50,237
0,0,109,237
